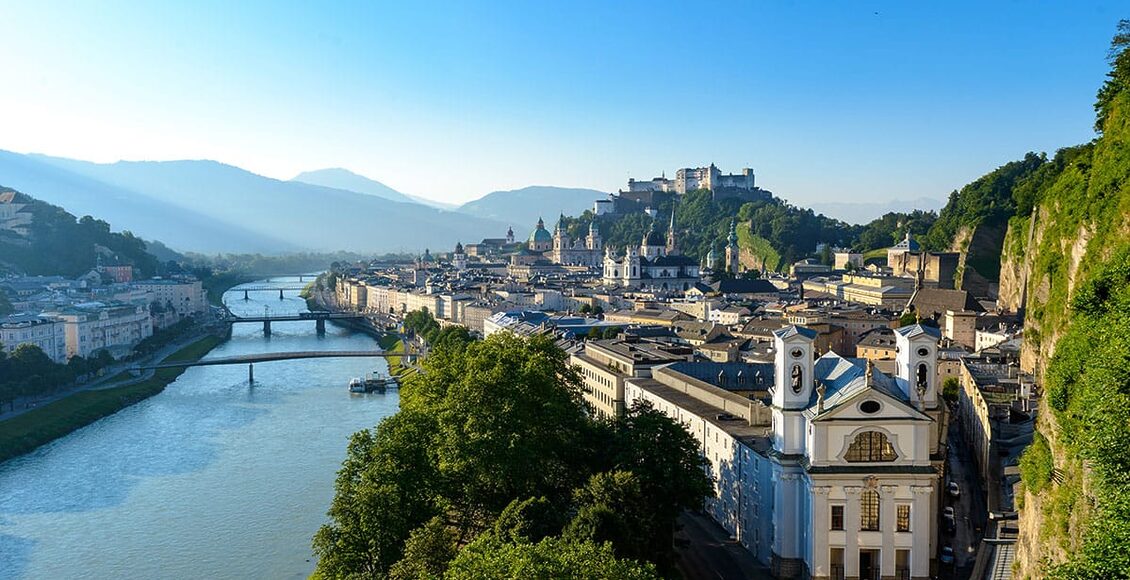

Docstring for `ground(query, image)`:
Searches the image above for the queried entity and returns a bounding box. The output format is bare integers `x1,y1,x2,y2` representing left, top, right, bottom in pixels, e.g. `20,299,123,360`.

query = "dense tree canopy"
312,333,710,578
0,188,159,277
0,343,115,411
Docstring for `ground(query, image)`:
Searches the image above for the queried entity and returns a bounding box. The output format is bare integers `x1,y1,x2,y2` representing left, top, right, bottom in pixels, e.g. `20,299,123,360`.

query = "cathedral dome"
643,228,665,247
529,222,553,244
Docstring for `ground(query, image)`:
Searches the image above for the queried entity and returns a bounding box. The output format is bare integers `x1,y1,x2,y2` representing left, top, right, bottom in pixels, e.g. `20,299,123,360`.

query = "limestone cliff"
995,42,1130,575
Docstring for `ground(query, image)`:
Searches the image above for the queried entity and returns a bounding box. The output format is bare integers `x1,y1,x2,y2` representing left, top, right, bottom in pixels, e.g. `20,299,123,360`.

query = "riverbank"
0,335,224,463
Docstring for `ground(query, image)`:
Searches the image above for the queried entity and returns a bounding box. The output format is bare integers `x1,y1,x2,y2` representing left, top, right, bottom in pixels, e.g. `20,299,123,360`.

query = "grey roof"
712,278,779,295
814,353,905,407
772,325,818,340
894,324,942,340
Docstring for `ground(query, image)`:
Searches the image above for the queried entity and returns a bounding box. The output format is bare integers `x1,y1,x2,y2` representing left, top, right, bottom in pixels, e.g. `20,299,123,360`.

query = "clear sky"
0,1,1122,205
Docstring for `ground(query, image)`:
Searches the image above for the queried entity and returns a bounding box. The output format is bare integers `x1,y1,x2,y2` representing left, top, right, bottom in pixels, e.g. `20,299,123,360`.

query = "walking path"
0,329,218,422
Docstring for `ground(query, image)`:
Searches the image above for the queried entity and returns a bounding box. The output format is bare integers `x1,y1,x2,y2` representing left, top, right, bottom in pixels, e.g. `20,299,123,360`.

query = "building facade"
0,314,68,363
602,221,701,290
626,324,944,580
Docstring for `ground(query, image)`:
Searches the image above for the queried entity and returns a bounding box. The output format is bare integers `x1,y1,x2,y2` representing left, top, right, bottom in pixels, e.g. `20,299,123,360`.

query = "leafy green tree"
444,536,659,580
607,401,712,567
389,516,459,580
493,496,565,544
1095,19,1130,133
0,291,13,316
313,410,441,579
941,377,960,403
429,334,593,530
564,471,652,560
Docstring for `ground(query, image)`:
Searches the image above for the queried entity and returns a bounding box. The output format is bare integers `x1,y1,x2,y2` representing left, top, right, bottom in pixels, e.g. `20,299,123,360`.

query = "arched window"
844,431,898,462
916,362,929,389
860,489,880,531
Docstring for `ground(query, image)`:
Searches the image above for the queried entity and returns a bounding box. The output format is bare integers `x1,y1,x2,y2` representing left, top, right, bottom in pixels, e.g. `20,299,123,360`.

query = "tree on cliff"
312,333,711,579
1095,19,1130,133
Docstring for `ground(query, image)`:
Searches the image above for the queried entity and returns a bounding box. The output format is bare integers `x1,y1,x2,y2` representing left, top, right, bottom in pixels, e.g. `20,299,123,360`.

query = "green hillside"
0,187,159,277
998,21,1130,578
736,226,782,273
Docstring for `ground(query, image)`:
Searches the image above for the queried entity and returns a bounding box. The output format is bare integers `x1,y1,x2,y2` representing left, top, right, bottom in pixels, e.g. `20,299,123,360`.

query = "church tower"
506,226,515,245
725,220,740,274
666,212,679,255
553,214,570,252
771,325,817,455
586,221,601,251
895,324,941,410
452,242,467,271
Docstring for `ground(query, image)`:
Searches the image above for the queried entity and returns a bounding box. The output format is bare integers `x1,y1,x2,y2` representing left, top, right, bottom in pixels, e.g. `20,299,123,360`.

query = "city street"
674,512,773,580
942,412,988,579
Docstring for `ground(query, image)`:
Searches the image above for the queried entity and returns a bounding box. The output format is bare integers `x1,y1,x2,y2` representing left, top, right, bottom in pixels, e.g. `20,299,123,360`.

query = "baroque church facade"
602,214,701,290
550,215,603,267
767,324,943,579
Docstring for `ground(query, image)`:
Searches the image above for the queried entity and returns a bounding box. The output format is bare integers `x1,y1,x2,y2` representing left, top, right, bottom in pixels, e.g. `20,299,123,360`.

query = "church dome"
643,228,665,247
529,219,553,244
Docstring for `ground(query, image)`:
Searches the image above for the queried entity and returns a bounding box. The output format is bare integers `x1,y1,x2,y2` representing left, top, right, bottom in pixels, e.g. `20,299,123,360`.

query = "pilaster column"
910,485,934,577
844,486,862,577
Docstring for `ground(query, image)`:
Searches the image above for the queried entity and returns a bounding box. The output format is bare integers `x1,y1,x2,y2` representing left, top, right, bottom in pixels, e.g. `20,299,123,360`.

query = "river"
0,277,397,579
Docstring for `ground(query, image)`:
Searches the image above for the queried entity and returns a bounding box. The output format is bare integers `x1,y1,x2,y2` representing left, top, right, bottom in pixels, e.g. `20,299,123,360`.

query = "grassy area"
0,335,224,463
735,225,782,273
379,335,409,379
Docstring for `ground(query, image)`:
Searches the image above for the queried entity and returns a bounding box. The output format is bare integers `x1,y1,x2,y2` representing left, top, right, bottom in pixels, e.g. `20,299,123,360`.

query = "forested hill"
0,186,159,277
990,21,1130,578
558,188,938,273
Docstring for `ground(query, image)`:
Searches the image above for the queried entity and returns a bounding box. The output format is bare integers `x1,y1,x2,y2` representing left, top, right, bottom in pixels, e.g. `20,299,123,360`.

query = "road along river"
0,277,397,579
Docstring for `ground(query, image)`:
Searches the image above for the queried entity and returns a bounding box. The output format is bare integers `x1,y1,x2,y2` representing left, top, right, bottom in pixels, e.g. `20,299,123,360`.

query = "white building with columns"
626,323,944,579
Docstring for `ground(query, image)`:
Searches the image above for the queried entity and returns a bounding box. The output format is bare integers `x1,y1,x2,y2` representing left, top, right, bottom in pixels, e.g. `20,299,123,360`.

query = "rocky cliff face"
996,78,1130,575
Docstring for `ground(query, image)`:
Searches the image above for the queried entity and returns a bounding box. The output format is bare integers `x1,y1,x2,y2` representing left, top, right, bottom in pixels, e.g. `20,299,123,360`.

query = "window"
897,504,910,532
830,505,844,530
860,490,880,531
845,431,898,462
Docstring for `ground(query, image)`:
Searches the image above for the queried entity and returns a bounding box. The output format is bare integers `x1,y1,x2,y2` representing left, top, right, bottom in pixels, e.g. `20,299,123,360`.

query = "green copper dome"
529,217,552,243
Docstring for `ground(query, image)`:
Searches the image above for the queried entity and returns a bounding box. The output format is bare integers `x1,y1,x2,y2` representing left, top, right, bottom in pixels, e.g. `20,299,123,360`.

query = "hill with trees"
557,188,937,273
0,186,159,277
982,21,1130,578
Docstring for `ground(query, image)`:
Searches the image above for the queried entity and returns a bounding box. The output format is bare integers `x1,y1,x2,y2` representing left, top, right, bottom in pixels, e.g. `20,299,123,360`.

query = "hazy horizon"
0,1,1120,205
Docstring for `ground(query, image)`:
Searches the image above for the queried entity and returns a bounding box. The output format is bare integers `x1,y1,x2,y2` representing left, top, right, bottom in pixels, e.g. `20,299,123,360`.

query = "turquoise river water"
0,277,397,579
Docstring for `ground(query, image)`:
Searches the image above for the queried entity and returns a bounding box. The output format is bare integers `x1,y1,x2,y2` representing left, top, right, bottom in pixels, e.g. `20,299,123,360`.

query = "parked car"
948,481,960,498
943,507,956,534
940,545,955,565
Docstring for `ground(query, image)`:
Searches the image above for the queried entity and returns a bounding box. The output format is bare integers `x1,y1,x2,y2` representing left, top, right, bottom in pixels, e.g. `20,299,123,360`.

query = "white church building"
625,324,945,579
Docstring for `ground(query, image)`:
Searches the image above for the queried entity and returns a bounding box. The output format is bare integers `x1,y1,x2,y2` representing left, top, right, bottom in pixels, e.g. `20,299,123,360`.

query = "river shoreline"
0,333,226,464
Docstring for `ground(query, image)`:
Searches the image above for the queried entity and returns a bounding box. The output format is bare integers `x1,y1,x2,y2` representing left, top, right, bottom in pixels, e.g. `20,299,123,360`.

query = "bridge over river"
224,311,367,336
133,349,416,384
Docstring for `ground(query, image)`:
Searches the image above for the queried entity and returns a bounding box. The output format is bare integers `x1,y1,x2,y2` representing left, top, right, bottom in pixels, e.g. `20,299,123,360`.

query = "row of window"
830,494,911,532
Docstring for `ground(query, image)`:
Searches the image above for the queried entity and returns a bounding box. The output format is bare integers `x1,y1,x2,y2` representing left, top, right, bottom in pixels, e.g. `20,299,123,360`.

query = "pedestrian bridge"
132,350,417,383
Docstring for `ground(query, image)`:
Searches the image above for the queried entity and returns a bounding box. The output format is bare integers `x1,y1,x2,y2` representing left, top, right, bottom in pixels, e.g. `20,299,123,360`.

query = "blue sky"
0,1,1121,205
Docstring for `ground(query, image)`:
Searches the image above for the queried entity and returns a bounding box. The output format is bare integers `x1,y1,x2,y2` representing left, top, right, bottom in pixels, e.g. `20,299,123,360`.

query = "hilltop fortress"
595,163,767,216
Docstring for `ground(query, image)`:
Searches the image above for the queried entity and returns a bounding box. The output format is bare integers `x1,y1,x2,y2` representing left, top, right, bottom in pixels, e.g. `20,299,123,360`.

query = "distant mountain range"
457,186,607,231
808,197,945,224
0,151,509,254
292,168,456,210
0,147,932,254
